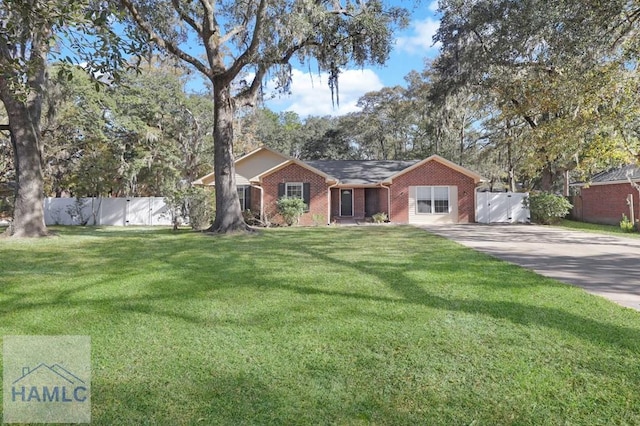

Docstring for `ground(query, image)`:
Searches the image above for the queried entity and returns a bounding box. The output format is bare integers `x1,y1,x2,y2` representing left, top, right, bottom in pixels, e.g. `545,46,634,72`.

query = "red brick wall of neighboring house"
578,183,640,225
261,163,329,226
390,160,477,223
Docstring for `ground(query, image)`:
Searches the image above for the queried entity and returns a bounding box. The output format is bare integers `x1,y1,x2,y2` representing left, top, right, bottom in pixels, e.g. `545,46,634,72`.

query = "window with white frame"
416,187,432,213
285,182,303,199
416,186,450,214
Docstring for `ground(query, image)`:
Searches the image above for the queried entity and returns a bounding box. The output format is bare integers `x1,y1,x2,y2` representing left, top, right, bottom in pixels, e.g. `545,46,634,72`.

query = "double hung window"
416,186,450,214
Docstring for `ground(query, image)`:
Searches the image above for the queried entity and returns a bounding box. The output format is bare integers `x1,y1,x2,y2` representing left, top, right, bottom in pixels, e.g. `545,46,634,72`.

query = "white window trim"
285,182,304,199
416,186,450,215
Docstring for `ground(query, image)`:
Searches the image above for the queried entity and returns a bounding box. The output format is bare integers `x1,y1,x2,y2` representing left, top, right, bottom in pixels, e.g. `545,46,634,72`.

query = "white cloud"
395,17,441,55
265,68,384,117
428,0,439,13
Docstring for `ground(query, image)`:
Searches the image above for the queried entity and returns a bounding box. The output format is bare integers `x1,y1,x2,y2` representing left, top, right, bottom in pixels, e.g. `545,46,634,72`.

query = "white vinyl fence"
476,191,530,224
44,197,172,226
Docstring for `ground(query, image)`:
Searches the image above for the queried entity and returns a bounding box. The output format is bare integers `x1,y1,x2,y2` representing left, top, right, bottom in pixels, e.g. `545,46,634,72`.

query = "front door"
340,189,353,216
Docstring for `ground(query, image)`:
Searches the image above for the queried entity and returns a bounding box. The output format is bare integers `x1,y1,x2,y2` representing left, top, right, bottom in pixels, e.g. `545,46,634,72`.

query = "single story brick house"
192,146,483,225
570,164,640,225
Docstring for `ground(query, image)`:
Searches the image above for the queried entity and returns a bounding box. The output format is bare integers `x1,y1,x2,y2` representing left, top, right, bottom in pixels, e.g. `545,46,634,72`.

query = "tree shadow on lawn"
93,369,425,425
283,231,640,354
2,227,639,352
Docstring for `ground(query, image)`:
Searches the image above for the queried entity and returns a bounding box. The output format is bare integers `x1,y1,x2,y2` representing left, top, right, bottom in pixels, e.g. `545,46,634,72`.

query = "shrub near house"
526,193,572,225
277,197,306,226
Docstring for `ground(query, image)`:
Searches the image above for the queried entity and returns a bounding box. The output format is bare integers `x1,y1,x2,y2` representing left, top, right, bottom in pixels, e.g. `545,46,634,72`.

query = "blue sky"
264,0,441,117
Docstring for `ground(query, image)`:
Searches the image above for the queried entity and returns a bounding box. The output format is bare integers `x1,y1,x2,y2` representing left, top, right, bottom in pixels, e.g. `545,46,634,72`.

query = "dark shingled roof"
306,160,420,185
589,164,640,184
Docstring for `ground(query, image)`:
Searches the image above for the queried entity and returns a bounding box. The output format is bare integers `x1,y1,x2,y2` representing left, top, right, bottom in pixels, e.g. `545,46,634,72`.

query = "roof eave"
571,179,640,187
191,172,215,186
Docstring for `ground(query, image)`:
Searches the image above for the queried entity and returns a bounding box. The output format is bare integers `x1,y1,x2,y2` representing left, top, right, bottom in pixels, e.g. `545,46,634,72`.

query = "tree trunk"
0,17,49,238
2,97,47,237
506,121,516,192
207,80,250,233
539,163,555,192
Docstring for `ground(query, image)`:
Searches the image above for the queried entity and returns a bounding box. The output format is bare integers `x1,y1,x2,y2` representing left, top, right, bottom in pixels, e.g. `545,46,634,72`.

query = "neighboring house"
570,164,640,225
192,146,483,225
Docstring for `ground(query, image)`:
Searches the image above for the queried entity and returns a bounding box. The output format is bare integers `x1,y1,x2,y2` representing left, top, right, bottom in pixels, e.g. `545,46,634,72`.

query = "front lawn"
1,226,640,424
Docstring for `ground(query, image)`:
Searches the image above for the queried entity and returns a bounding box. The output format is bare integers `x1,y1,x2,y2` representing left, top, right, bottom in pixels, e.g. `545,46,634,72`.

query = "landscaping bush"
524,192,572,225
312,214,325,226
277,196,306,226
186,188,215,230
372,212,388,223
620,214,636,232
165,186,215,230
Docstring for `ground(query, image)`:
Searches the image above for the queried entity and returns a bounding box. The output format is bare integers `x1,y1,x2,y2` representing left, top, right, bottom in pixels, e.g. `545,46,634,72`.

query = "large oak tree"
117,0,408,233
0,0,122,237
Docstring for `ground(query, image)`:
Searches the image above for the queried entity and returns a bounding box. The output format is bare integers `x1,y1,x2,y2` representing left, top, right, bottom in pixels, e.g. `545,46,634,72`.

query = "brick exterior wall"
379,187,390,216
577,183,640,225
331,188,339,218
249,187,260,213
390,160,477,223
256,159,477,225
354,188,365,218
261,163,330,226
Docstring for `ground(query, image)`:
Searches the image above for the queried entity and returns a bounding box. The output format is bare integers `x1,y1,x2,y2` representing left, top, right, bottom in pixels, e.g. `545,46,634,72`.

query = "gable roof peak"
383,154,483,183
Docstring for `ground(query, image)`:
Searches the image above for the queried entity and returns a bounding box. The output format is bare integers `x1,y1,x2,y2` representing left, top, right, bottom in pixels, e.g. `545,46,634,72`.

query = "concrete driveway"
421,224,640,311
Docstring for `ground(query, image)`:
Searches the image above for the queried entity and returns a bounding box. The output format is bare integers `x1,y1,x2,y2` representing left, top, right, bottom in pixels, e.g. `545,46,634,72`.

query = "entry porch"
330,187,389,222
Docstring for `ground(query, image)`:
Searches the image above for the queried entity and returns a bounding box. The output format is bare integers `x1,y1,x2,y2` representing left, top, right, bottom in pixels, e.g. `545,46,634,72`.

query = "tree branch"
197,0,226,74
611,7,640,47
235,40,310,108
225,0,268,79
511,98,537,128
220,24,247,46
171,0,202,34
199,0,215,27
119,0,213,80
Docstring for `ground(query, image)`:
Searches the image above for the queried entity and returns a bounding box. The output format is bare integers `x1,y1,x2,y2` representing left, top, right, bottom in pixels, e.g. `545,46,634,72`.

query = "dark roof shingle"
306,160,419,184
590,164,640,184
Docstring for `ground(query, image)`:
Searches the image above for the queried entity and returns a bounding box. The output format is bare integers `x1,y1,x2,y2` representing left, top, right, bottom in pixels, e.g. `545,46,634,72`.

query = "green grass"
2,226,640,425
558,219,640,237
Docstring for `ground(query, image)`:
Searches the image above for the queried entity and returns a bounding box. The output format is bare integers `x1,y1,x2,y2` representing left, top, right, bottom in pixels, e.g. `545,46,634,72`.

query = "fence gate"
476,192,530,224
